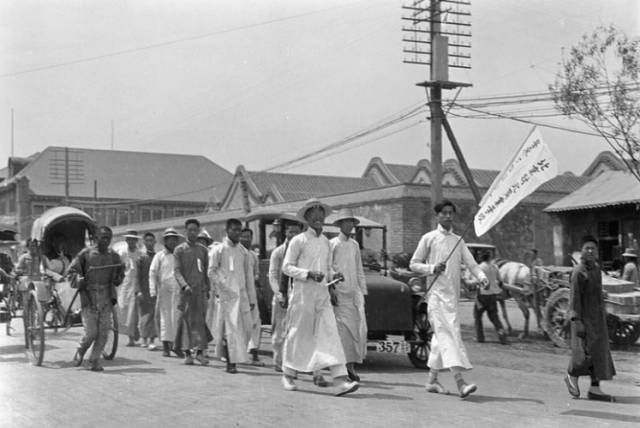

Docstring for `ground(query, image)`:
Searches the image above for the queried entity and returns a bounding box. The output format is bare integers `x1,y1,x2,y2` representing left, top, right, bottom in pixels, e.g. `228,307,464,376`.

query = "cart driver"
69,226,124,372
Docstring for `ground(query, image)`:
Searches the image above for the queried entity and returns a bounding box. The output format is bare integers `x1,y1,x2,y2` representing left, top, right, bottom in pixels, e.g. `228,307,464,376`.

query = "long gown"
117,248,143,338
149,249,181,342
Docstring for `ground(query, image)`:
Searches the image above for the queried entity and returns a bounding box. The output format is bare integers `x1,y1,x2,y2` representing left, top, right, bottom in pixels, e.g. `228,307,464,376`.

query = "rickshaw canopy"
30,206,97,258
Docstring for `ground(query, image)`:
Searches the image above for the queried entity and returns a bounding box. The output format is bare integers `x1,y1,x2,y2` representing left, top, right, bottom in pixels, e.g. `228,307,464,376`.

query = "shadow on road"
560,409,640,424
349,392,413,401
364,380,423,390
0,344,28,354
612,395,640,405
103,367,167,375
464,394,544,405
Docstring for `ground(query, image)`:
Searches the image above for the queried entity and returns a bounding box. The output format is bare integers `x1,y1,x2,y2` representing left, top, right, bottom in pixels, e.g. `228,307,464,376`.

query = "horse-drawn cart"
537,265,640,348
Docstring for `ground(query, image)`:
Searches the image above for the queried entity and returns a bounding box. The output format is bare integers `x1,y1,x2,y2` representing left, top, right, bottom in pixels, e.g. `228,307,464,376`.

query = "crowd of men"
1,197,630,402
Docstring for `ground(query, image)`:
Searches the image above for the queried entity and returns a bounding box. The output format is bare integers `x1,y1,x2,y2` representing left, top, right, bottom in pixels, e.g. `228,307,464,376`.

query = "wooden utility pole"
428,1,443,215
64,146,70,204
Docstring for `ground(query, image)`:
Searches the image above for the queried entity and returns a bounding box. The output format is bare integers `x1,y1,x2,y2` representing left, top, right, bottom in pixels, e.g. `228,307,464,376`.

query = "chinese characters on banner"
474,127,558,237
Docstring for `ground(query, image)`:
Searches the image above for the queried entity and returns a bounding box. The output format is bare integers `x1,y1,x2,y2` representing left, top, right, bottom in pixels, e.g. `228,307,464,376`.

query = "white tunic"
410,224,486,370
330,233,368,364
149,249,180,342
282,229,346,372
117,248,143,336
209,238,256,363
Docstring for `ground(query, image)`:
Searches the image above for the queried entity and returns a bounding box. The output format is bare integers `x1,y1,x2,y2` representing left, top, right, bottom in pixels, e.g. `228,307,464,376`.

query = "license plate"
375,340,410,354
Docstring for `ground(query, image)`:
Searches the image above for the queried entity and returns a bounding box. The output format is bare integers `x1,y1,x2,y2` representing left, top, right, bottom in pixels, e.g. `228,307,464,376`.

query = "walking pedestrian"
149,227,182,357
117,230,143,347
69,226,124,371
197,229,216,358
137,232,157,350
410,200,488,398
240,228,264,367
474,252,507,345
268,221,302,372
210,219,257,373
174,219,212,365
564,235,616,402
329,208,368,382
281,198,359,397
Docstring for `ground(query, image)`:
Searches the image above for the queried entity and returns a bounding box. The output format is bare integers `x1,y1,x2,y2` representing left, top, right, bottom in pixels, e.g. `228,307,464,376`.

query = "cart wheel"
408,305,431,370
609,318,640,345
24,290,45,366
542,287,570,348
102,305,119,360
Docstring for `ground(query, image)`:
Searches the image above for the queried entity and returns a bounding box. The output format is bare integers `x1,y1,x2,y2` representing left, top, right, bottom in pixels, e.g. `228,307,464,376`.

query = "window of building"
118,209,129,226
141,208,151,223
152,208,163,221
8,197,16,213
597,220,619,267
33,204,45,217
106,208,117,226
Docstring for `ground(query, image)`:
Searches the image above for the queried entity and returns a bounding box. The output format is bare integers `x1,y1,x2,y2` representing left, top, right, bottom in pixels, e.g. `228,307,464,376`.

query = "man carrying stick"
410,200,488,398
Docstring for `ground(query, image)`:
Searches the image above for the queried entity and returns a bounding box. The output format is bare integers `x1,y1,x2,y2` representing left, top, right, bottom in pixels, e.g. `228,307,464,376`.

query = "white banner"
474,127,558,237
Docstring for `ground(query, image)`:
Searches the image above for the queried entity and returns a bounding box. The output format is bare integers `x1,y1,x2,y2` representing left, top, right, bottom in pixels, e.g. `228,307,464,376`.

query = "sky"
1,0,639,181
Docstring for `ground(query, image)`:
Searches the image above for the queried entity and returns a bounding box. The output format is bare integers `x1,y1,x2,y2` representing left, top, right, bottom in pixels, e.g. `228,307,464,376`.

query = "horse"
495,260,544,339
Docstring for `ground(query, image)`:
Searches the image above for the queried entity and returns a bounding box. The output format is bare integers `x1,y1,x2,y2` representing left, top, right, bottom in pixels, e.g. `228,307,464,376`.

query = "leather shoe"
195,353,210,366
226,364,238,374
184,355,194,365
588,391,615,402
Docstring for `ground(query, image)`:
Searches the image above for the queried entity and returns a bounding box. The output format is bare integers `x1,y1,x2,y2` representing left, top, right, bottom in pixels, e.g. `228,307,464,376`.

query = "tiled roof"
248,171,378,201
2,147,232,203
385,163,419,183
545,171,640,212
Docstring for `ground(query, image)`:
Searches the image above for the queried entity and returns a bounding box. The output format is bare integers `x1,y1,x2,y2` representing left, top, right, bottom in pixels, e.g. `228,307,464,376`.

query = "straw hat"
197,229,213,245
622,248,638,258
123,230,140,239
162,227,182,239
296,198,332,223
332,208,360,226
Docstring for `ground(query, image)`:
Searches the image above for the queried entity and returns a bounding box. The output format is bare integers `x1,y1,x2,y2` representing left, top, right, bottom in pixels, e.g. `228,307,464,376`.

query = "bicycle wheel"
24,290,45,366
102,305,119,360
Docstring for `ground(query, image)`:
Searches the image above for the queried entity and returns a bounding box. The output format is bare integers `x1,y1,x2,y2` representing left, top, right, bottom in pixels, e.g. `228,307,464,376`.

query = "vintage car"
244,208,431,369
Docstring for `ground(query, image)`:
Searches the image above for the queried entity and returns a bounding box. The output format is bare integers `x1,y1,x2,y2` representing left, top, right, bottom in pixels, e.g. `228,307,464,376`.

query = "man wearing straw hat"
621,248,639,287
281,198,359,397
117,229,144,347
410,200,488,398
149,227,183,357
330,208,368,382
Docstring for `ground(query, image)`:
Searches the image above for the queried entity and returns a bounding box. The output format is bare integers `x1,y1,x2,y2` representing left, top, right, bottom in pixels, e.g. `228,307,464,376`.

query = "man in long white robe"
209,219,257,374
268,222,302,372
330,209,368,382
149,227,182,357
410,199,488,398
117,230,144,346
281,199,359,397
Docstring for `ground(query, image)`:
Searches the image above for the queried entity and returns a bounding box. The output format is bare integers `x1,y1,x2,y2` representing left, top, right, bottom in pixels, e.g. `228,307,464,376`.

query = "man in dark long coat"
137,232,157,349
564,235,616,402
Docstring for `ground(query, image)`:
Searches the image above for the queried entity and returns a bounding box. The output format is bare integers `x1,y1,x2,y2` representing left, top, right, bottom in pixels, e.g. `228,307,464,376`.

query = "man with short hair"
564,235,616,402
410,199,488,398
149,227,182,357
621,248,639,287
240,227,264,366
281,198,359,397
474,252,507,345
137,232,157,349
268,221,302,372
174,219,212,365
69,226,124,371
330,208,368,382
117,230,144,347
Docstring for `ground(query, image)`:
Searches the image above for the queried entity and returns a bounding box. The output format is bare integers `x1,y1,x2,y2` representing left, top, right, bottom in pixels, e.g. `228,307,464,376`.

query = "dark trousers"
474,294,504,341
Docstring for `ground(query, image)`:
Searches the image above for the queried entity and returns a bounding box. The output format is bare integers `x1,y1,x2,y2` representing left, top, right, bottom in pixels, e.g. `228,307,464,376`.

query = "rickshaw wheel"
609,318,640,345
542,288,570,348
102,305,119,360
408,305,431,370
24,290,45,366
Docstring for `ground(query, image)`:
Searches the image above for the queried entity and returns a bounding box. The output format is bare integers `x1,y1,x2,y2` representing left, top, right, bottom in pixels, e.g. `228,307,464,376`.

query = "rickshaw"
19,206,119,366
245,208,431,369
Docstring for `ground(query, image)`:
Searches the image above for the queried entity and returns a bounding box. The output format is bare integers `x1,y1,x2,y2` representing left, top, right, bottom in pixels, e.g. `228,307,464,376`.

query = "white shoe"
282,376,297,391
335,380,359,397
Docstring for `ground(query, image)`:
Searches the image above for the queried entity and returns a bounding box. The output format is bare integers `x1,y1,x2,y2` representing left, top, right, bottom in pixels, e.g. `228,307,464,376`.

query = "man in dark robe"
564,235,616,402
174,218,212,365
137,232,157,349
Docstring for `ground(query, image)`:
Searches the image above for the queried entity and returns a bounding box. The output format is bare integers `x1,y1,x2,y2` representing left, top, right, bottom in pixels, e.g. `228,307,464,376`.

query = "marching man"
329,208,368,382
281,198,359,396
410,200,488,398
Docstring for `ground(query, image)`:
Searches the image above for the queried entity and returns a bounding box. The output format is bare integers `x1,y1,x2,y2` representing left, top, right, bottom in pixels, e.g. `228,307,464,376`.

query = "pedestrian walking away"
268,221,302,372
149,227,183,358
174,219,213,366
117,230,144,347
137,232,158,350
564,235,616,402
209,219,257,374
240,227,264,367
410,199,489,398
330,208,368,382
68,226,124,372
281,198,360,397
474,252,507,345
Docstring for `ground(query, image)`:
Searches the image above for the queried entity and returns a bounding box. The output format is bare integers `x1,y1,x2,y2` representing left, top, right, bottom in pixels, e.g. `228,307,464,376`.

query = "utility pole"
64,146,70,204
10,108,14,157
402,0,472,224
